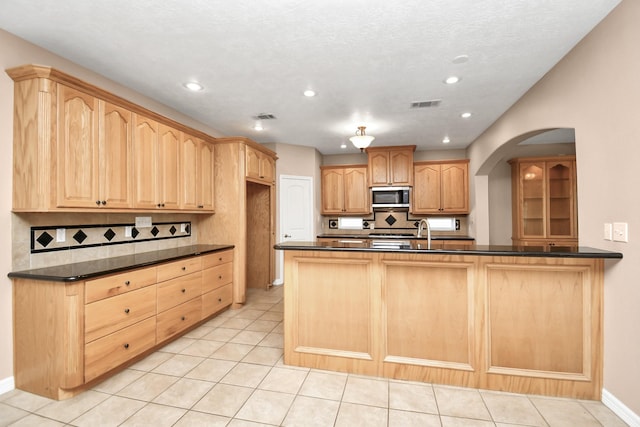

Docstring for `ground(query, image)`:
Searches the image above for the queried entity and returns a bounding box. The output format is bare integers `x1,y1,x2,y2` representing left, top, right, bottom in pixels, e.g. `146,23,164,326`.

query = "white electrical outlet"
613,222,629,243
180,223,187,233
135,216,152,228
56,228,66,243
603,223,612,241
125,226,133,237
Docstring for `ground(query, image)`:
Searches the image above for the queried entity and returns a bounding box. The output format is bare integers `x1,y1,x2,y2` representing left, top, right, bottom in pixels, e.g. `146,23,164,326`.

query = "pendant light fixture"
349,126,375,151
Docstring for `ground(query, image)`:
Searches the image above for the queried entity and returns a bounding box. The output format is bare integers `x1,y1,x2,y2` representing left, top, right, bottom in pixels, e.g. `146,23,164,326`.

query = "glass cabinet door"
520,163,545,238
547,161,575,238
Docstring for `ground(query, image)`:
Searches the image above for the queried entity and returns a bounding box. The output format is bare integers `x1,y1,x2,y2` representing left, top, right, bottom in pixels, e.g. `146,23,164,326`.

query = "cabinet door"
56,85,99,208
344,167,370,214
181,134,199,210
440,163,469,213
546,161,576,239
412,164,441,214
518,162,545,239
158,124,181,209
246,146,261,179
389,149,413,186
321,168,345,214
100,102,132,208
198,140,215,211
368,151,390,186
260,153,276,184
132,114,159,209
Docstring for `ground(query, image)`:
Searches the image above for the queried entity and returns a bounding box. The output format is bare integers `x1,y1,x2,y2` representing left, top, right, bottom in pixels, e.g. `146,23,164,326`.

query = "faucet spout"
417,218,431,249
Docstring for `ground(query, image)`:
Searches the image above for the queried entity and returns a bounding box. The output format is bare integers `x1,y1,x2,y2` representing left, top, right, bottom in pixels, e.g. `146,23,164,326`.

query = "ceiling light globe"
183,82,203,91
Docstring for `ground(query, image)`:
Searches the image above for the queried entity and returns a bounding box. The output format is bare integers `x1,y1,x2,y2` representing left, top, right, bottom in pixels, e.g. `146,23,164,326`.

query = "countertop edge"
274,242,623,259
8,244,235,282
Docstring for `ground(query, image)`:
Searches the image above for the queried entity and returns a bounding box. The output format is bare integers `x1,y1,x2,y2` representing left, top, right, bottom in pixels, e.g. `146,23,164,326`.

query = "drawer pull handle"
124,281,130,286
182,266,186,271
181,288,186,293
123,343,129,349
181,316,186,321
124,308,130,314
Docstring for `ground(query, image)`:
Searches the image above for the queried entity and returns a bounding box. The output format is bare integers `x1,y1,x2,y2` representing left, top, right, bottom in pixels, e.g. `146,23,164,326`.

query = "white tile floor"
0,286,629,426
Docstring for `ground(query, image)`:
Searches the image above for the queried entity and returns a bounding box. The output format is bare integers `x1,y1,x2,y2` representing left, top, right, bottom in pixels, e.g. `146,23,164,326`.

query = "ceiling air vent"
253,113,277,120
410,100,441,109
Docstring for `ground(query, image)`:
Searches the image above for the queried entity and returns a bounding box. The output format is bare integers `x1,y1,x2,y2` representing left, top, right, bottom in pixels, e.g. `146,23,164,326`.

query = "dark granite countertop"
8,244,234,282
276,240,622,259
317,233,475,241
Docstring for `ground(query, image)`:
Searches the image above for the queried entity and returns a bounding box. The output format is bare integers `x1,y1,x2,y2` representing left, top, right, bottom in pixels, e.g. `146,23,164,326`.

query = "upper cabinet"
321,165,370,215
366,145,415,187
246,145,276,184
509,156,577,247
412,160,469,214
7,64,216,213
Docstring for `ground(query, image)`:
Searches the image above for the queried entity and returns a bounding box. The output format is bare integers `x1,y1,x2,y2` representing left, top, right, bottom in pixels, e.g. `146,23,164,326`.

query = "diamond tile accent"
170,226,177,235
185,224,191,234
363,221,369,228
73,230,88,244
36,232,54,247
104,228,116,241
385,215,397,226
151,226,160,237
131,227,140,239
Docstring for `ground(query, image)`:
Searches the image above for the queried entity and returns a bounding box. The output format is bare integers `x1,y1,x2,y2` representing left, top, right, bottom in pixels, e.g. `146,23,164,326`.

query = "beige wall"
0,29,224,384
468,0,639,414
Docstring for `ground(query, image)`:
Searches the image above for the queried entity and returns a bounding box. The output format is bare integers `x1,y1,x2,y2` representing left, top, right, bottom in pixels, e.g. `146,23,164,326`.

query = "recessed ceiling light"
452,55,469,64
340,143,347,149
444,76,460,84
253,121,264,131
183,81,204,92
461,112,472,119
303,90,316,97
442,137,451,144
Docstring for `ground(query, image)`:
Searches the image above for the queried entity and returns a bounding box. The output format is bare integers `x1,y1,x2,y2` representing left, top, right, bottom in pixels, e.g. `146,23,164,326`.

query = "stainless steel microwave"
371,187,410,209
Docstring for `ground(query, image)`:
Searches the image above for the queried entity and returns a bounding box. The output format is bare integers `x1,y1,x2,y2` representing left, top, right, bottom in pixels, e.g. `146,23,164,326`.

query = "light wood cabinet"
366,145,415,187
320,165,370,215
182,135,215,211
509,156,577,247
7,64,215,213
246,145,276,184
11,250,233,399
203,138,277,305
412,160,469,214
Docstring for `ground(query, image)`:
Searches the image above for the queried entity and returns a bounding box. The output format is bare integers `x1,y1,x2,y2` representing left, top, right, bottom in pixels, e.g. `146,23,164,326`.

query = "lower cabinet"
12,249,234,400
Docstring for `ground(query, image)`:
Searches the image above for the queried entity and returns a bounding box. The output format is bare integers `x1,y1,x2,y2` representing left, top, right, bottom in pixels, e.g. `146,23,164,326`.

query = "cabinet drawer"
156,257,202,282
157,271,202,313
156,297,202,343
85,316,156,382
85,285,156,343
202,262,232,293
202,284,232,318
85,267,156,304
202,250,233,269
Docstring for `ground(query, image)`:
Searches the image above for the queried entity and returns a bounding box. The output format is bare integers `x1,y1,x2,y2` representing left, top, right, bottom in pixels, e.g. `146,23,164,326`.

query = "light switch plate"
56,228,66,243
604,223,612,240
613,222,628,242
125,226,133,237
135,216,152,228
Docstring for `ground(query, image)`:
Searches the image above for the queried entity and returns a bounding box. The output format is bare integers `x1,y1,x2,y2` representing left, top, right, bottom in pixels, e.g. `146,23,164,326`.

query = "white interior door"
277,175,313,284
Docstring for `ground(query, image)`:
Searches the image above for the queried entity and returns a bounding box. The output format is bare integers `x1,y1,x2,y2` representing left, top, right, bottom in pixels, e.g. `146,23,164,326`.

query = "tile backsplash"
322,211,468,236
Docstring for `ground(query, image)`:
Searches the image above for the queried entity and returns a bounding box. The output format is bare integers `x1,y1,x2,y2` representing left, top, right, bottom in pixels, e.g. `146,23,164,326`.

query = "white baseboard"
603,388,640,427
0,376,15,396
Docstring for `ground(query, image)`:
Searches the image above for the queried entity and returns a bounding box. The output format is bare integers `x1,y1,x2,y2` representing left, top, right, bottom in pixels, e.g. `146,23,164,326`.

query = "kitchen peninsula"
275,240,622,400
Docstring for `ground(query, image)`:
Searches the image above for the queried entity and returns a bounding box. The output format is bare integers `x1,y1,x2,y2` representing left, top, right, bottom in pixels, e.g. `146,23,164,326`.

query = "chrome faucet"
417,218,431,249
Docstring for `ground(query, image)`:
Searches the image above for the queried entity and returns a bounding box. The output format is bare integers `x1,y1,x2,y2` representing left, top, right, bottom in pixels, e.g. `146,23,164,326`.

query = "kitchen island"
275,240,622,400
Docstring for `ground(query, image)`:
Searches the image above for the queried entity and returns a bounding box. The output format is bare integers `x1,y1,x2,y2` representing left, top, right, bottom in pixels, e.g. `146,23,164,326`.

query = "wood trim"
413,158,470,166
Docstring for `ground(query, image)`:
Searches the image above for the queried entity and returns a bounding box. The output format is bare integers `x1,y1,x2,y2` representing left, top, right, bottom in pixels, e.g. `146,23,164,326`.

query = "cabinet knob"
161,203,165,207
181,266,186,271
124,308,130,314
124,280,130,286
181,316,186,321
260,175,265,179
95,200,101,205
123,343,129,349
218,257,223,261
181,288,186,293
101,200,107,205
218,275,222,279
218,298,222,302
198,205,204,208
157,203,161,208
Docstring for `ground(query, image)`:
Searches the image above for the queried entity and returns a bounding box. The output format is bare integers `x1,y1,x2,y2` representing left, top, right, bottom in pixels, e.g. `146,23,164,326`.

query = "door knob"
284,234,291,238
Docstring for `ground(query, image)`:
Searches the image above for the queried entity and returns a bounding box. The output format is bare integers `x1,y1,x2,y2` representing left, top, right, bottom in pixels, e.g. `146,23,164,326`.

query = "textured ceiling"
0,0,620,154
